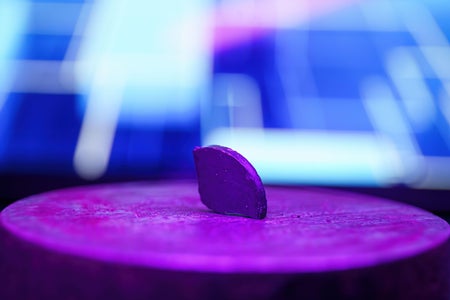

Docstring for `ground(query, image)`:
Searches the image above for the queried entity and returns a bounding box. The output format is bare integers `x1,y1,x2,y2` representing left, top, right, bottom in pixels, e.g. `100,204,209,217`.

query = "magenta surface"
1,181,449,273
193,145,267,219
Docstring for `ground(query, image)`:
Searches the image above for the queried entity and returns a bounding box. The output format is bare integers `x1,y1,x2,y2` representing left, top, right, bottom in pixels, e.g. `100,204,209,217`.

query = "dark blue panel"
3,94,81,172
16,34,72,60
416,124,450,156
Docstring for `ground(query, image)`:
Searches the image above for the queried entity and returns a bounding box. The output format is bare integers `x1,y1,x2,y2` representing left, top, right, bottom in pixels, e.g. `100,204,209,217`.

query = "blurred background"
1,0,449,210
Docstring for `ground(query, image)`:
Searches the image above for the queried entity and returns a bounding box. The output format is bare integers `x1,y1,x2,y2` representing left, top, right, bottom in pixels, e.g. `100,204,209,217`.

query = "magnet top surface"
1,181,448,273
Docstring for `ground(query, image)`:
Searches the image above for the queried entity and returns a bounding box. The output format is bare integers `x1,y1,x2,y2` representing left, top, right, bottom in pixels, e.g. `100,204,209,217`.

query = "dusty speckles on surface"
1,181,449,274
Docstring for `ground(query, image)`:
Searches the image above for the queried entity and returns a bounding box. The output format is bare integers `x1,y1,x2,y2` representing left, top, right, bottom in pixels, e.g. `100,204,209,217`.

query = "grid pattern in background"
206,0,450,188
0,0,203,180
0,0,449,189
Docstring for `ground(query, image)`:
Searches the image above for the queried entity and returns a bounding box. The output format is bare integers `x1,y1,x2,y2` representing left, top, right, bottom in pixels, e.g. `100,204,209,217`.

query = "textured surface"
1,181,448,273
1,182,450,300
193,145,267,219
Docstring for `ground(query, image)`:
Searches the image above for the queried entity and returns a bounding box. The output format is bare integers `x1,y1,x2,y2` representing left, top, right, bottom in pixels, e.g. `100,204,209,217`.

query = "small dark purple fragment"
193,145,267,219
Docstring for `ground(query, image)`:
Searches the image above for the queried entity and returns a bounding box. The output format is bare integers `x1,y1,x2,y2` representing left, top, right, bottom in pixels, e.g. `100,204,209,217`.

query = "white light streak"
59,2,94,89
400,3,449,48
72,0,211,126
420,46,450,81
400,3,450,83
205,128,400,186
361,76,424,185
214,74,263,128
73,63,123,180
385,47,436,131
0,0,30,111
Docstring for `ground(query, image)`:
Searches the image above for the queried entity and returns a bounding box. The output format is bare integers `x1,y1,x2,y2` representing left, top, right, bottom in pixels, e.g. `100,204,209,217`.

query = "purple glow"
1,181,449,273
211,0,361,51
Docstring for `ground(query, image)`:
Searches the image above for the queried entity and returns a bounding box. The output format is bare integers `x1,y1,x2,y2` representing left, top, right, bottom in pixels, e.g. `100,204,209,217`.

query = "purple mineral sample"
193,145,267,219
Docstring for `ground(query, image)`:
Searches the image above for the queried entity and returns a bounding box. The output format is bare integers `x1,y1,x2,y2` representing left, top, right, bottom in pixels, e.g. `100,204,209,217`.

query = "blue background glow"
0,0,449,189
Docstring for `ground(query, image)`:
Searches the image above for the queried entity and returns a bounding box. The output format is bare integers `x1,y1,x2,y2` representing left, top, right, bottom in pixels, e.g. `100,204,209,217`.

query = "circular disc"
1,181,449,299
